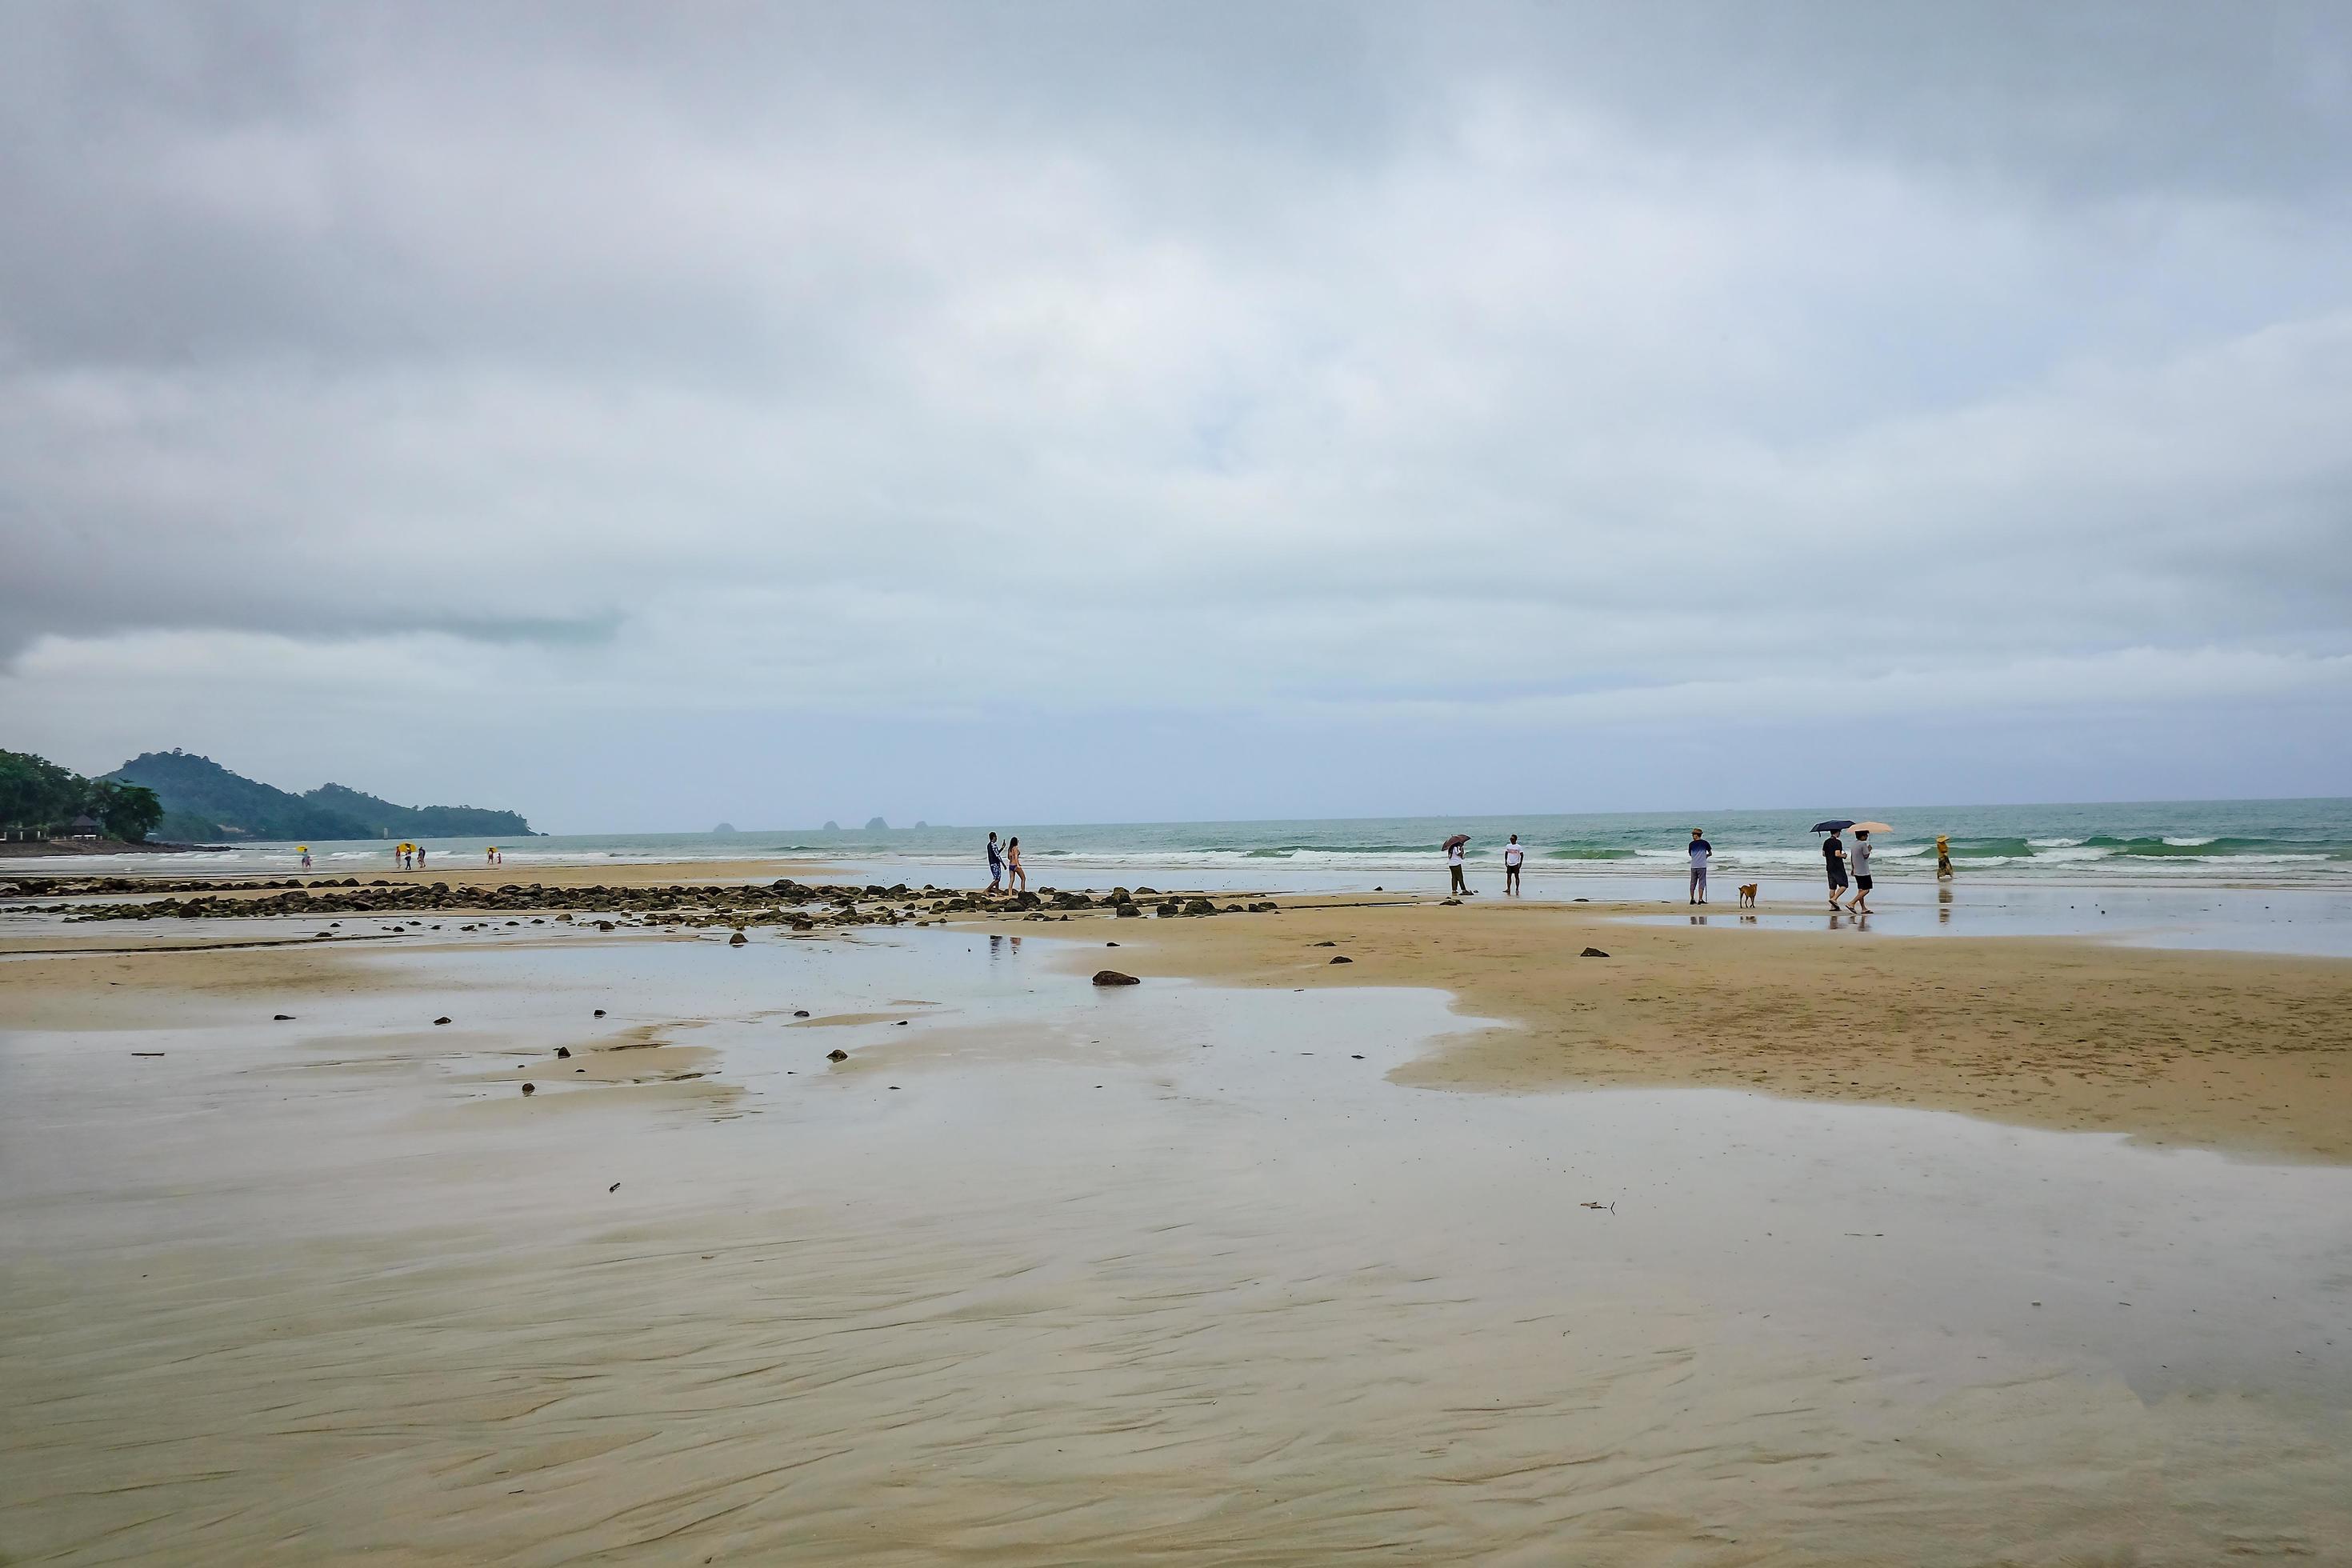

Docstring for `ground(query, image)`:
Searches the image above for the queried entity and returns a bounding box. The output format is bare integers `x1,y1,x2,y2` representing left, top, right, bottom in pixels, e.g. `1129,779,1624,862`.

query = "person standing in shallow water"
986,831,1002,893
1502,834,1525,896
1936,834,1954,880
1822,831,1847,910
1687,828,1713,905
1005,836,1026,894
1446,839,1470,896
1846,830,1874,914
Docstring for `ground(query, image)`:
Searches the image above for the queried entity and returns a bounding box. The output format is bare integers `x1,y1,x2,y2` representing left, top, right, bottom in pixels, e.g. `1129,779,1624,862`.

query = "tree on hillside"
89,779,164,843
0,749,86,834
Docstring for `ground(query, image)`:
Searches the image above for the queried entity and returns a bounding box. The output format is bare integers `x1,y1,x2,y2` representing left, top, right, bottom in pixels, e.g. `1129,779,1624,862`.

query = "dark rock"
728,930,749,946
1092,970,1142,986
274,1014,294,1021
1581,947,1609,958
1329,955,1354,965
609,1182,620,1192
434,1016,452,1026
594,1008,606,1017
1312,940,1336,947
794,1010,811,1018
521,1082,536,1095
1106,941,1120,946
1115,903,1142,918
556,1046,571,1058
826,1048,849,1062
1134,886,1158,895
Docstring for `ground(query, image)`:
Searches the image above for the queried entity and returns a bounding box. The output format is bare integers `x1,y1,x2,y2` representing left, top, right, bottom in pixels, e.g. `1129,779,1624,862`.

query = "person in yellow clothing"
1935,834,1954,879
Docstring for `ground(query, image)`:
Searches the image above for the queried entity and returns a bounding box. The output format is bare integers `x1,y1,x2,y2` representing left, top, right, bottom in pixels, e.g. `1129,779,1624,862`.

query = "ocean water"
13,798,2350,888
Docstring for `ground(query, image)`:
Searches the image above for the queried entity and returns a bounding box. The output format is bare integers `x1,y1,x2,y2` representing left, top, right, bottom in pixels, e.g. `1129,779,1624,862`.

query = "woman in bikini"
1005,836,1026,894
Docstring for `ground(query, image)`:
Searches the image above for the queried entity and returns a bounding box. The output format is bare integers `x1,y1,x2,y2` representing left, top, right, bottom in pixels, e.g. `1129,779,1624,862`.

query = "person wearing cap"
1936,834,1954,880
1686,828,1713,905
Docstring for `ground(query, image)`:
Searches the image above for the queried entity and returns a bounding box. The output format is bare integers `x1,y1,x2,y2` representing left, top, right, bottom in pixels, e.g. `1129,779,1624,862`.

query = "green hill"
102,750,537,842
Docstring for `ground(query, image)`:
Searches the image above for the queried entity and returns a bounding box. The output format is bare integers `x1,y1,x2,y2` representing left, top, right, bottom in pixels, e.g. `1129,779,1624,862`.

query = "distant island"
102,750,538,842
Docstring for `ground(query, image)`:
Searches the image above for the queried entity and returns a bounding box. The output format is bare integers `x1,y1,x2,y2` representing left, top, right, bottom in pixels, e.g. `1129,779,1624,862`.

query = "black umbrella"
1810,819,1854,834
1441,833,1470,850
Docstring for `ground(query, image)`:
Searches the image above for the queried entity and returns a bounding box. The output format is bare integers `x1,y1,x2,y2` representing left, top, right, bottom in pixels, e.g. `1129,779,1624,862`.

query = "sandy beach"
5,872,2350,1563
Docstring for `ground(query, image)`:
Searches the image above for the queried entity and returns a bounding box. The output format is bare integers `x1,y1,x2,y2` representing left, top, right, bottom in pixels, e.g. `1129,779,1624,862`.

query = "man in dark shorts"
1846,829,1875,914
1823,831,1848,909
986,831,1003,892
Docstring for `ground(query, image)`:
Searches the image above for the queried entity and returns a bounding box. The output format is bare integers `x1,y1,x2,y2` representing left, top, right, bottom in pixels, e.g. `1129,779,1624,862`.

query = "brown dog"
1738,882,1758,908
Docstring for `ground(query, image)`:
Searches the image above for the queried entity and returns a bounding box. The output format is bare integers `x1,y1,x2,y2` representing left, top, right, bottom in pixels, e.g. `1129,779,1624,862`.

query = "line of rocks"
5,876,1282,931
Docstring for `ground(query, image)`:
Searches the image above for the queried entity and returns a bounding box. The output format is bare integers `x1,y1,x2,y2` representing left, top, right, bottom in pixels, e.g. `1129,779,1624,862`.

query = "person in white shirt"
1687,828,1713,905
1502,834,1526,896
1446,840,1470,896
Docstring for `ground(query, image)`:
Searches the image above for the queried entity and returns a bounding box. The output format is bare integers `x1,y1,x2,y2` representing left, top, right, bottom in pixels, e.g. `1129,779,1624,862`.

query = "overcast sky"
3,2,2348,831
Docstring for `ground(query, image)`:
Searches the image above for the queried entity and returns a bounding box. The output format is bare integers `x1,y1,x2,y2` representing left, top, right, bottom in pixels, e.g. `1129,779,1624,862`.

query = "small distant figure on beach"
1936,834,1954,880
1502,834,1525,896
298,846,311,870
1822,831,1847,909
1687,828,1712,905
986,831,1002,892
486,846,501,867
1442,834,1470,896
415,845,427,870
1005,836,1026,893
1845,830,1873,914
396,842,410,870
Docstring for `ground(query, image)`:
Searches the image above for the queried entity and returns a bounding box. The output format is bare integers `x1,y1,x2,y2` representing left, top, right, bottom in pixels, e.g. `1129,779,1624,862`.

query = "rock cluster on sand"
6,874,1286,934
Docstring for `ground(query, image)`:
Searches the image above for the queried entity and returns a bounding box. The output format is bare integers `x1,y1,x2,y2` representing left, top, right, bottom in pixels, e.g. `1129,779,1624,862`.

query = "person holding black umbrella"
1822,828,1848,908
1442,834,1471,896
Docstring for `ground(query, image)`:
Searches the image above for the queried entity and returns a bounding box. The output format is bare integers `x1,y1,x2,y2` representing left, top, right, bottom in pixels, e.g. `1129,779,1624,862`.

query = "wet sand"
1074,898,2352,1163
4,906,2351,1562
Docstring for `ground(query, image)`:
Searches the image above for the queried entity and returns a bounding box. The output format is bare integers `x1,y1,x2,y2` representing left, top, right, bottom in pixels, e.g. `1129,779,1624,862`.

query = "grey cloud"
2,2,2348,817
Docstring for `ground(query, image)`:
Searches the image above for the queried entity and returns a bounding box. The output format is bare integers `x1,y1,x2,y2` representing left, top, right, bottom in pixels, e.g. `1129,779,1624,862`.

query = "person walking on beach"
1822,830,1847,909
1005,836,1026,894
1845,829,1874,914
1502,834,1525,896
1446,838,1470,896
1936,834,1954,880
298,846,312,870
1687,828,1713,905
986,831,1003,893
415,845,427,871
